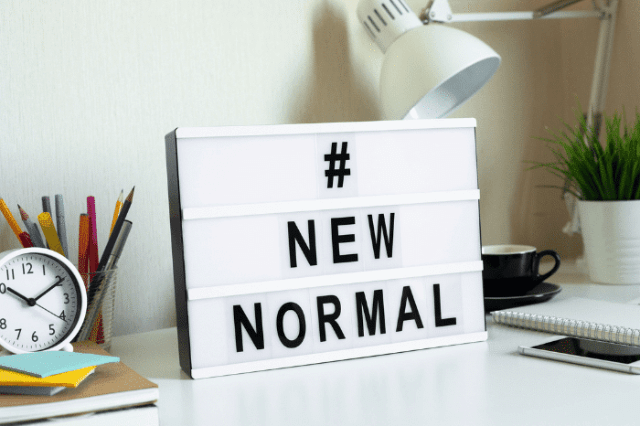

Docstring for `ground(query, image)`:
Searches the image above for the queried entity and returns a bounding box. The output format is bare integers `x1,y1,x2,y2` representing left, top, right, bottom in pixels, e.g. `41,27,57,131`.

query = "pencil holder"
80,269,118,351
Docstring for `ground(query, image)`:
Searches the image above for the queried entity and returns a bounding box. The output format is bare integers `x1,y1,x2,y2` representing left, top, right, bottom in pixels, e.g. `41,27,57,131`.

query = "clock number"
59,311,66,321
0,283,5,294
49,324,55,335
64,293,70,304
0,319,5,329
15,329,21,340
32,331,38,342
22,263,33,275
6,269,14,280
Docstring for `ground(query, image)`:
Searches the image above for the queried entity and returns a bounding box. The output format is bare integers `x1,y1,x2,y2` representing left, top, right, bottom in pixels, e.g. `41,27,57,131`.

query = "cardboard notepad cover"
0,341,158,424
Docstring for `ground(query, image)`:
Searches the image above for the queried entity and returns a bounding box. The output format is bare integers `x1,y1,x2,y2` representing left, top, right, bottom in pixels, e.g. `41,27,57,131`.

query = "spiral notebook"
491,297,640,346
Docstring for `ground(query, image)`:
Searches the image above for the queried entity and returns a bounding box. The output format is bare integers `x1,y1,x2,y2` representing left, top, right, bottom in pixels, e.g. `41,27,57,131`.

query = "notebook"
491,297,640,346
0,341,158,425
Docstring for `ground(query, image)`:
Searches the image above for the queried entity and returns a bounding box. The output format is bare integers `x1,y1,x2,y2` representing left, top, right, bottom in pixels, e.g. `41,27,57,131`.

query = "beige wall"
0,0,636,335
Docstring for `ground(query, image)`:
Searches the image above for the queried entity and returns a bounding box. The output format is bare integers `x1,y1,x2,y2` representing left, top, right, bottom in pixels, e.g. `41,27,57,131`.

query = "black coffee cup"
481,245,561,297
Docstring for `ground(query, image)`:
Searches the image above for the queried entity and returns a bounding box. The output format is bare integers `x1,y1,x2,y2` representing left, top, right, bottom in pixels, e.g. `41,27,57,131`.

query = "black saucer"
484,282,561,312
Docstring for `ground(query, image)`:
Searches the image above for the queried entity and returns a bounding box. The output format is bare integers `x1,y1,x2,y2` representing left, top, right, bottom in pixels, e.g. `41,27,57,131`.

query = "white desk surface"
110,262,640,426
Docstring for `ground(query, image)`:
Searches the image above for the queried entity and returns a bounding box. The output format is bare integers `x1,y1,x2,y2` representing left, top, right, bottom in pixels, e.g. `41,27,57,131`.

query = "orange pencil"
0,197,25,245
78,214,91,289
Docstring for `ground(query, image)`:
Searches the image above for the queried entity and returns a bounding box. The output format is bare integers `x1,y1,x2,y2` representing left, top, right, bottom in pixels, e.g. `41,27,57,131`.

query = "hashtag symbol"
324,142,351,188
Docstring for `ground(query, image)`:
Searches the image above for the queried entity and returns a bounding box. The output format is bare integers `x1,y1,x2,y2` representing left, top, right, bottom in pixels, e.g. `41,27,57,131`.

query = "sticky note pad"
0,365,96,387
0,352,119,378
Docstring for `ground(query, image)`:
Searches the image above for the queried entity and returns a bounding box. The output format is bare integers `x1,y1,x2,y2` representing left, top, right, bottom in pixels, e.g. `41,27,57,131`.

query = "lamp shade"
357,0,501,120
382,24,501,120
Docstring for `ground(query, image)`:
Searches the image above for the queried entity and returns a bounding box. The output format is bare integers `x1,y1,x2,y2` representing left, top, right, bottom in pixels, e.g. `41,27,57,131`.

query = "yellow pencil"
38,212,65,257
0,197,23,242
109,190,124,236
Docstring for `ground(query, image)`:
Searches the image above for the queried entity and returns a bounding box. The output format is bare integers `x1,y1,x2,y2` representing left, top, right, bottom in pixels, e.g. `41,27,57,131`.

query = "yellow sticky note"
0,365,95,388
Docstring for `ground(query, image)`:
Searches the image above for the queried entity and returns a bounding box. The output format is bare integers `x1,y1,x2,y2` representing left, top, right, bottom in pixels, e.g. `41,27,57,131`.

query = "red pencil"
18,232,33,248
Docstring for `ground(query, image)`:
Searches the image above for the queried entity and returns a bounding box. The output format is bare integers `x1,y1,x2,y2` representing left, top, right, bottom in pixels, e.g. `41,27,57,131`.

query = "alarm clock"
0,248,87,353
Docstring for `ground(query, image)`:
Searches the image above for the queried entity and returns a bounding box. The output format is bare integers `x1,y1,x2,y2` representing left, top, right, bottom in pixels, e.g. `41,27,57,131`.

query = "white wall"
0,0,636,335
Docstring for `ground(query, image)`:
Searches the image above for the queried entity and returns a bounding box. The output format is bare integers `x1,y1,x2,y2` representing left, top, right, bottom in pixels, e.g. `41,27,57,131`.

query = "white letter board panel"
165,119,486,379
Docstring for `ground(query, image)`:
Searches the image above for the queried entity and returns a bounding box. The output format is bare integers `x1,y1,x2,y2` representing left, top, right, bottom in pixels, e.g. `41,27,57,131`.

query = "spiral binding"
494,311,640,346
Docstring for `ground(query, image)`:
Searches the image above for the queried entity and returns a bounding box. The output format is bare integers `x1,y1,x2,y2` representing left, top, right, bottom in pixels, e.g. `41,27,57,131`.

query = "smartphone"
518,336,640,374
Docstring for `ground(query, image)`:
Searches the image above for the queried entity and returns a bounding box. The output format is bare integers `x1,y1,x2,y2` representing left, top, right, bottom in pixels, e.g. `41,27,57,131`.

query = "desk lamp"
358,0,618,124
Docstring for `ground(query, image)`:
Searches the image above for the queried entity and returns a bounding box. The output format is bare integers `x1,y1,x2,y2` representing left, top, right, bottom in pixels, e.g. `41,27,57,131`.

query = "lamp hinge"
420,0,453,23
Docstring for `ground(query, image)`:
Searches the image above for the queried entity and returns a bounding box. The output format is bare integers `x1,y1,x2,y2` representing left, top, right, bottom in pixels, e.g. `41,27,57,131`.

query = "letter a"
396,286,424,332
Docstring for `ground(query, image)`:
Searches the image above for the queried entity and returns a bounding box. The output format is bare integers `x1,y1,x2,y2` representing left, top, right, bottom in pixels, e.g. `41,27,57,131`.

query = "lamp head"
357,0,501,120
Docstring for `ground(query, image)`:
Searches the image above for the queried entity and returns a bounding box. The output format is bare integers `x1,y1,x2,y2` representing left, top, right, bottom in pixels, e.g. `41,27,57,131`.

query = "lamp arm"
421,0,605,23
586,0,618,132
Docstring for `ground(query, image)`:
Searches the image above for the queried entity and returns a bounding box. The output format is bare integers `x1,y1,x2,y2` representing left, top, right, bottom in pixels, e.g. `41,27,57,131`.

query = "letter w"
368,213,395,259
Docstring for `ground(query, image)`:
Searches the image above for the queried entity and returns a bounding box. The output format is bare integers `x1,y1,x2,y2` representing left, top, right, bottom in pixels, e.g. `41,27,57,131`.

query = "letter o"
276,302,306,348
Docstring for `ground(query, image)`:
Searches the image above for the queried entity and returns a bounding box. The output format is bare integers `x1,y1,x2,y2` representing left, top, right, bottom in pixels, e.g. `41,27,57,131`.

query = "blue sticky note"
0,352,119,378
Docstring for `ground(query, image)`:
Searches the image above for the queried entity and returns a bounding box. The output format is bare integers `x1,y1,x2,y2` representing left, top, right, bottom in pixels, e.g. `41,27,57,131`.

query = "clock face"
0,249,86,353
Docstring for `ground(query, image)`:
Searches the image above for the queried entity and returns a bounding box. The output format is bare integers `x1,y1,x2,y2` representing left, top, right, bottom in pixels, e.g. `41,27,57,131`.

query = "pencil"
41,196,52,216
18,205,46,248
41,196,52,248
18,232,34,248
87,196,99,274
0,197,24,244
55,195,68,259
37,212,65,257
78,214,90,289
109,190,123,236
86,186,135,308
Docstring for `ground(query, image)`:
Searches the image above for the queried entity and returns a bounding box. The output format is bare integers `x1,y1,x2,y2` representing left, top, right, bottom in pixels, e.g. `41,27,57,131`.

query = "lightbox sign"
165,119,486,379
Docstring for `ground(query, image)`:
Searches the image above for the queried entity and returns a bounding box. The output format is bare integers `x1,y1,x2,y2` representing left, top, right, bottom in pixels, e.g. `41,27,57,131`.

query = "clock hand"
34,276,65,302
7,287,36,306
36,303,67,323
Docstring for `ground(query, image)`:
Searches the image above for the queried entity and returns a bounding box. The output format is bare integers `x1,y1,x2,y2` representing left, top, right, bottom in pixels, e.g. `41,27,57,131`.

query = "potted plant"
531,109,640,284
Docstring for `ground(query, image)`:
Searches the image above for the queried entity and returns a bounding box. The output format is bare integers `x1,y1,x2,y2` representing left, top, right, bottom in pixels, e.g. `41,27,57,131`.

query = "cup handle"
534,250,561,283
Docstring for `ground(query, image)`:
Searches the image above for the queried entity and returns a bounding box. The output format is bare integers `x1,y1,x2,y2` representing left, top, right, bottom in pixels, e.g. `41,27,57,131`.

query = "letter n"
288,220,317,268
233,303,264,352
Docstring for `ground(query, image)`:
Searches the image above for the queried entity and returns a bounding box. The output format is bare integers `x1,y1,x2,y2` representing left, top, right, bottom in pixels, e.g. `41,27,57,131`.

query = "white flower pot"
578,199,640,284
